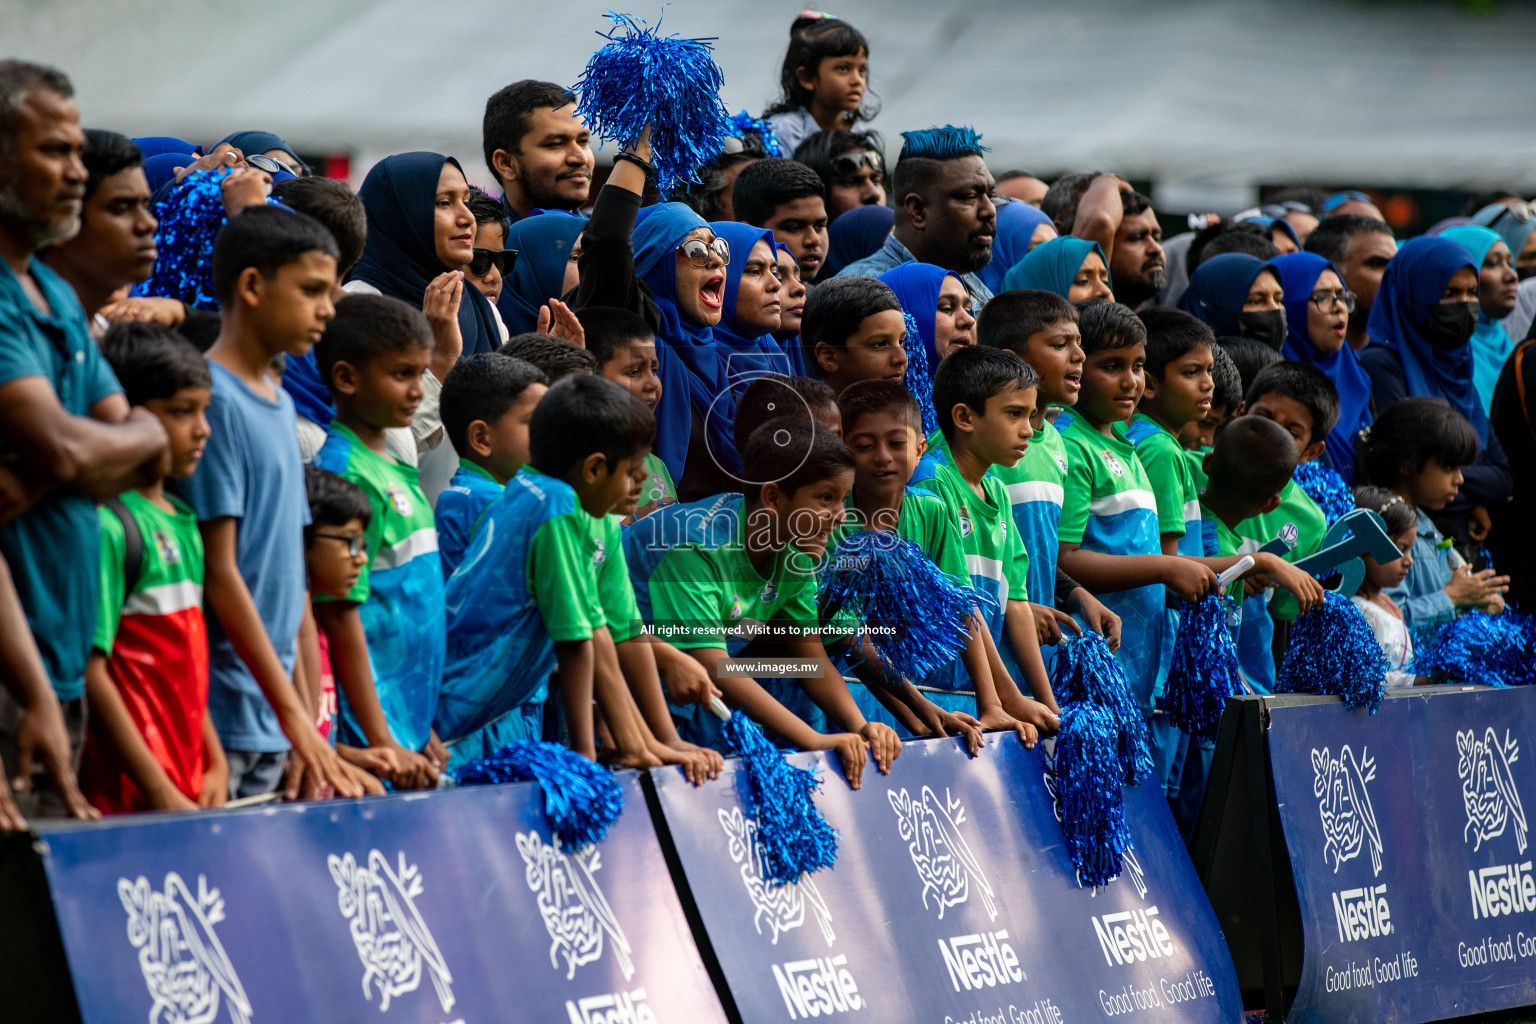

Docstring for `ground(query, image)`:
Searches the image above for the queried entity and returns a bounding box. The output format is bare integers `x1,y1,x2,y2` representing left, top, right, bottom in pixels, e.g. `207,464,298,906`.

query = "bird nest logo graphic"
718,806,835,946
516,830,635,981
1042,766,1148,898
327,849,454,1014
1457,727,1529,855
1312,745,1384,876
117,872,253,1024
887,785,997,921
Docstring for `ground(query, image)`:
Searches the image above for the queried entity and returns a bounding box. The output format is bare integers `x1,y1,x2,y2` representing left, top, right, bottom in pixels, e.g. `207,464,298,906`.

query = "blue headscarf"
772,242,807,374
1003,236,1107,299
350,152,502,356
497,213,583,335
1178,253,1271,337
132,136,197,160
980,200,1054,295
1440,224,1513,414
1365,234,1483,441
824,205,894,277
1471,202,1536,270
282,352,336,428
143,152,193,195
216,130,302,170
879,262,960,379
1269,253,1373,479
633,203,739,479
709,221,793,387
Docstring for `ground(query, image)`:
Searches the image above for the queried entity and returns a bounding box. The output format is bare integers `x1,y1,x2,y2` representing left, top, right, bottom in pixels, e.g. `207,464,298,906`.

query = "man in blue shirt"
0,61,168,820
837,125,997,308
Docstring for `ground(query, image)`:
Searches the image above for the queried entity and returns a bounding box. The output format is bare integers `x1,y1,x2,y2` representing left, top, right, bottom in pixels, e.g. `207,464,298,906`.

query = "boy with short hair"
464,186,512,305
301,466,370,750
732,158,830,282
438,375,658,767
1054,301,1219,786
499,331,598,380
624,418,902,788
312,294,444,787
436,353,548,575
173,205,362,800
581,305,677,515
733,374,843,452
802,276,909,393
1178,343,1242,453
921,346,1061,737
83,323,227,812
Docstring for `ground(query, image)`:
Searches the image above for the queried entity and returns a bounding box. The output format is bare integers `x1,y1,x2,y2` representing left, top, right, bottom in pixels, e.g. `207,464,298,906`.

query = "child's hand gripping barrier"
1292,508,1399,597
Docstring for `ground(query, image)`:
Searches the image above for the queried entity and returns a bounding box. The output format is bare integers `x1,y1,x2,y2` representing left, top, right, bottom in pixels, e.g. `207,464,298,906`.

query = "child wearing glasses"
80,323,229,814
463,186,513,308
310,295,446,790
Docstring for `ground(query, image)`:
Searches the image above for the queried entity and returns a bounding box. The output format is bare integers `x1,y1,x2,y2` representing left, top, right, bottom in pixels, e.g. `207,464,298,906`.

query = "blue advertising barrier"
1266,685,1536,1023
649,733,1244,1024
31,774,726,1024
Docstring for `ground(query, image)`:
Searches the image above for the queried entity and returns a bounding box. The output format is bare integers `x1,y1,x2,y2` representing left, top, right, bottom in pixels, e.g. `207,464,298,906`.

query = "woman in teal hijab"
1441,224,1519,413
1002,236,1114,302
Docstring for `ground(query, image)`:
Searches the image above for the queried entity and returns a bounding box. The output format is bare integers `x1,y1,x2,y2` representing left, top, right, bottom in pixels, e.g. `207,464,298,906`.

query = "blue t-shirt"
171,362,309,751
0,258,122,701
437,467,601,744
313,424,445,752
435,459,504,578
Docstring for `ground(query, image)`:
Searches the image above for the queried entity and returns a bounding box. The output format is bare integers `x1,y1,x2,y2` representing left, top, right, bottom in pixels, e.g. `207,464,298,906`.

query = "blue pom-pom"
1413,610,1536,687
135,167,279,310
1051,702,1133,886
723,711,838,886
449,740,623,850
820,529,978,681
898,125,990,162
1163,593,1244,741
1054,632,1152,785
1277,592,1389,712
573,12,735,195
727,110,782,157
900,311,940,438
1293,461,1353,526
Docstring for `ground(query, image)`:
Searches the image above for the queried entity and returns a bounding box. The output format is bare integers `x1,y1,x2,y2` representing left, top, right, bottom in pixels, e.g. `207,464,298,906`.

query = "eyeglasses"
313,532,366,557
1261,201,1313,217
678,236,730,268
829,151,883,179
1308,289,1357,313
468,247,519,277
1320,190,1373,214
245,153,308,178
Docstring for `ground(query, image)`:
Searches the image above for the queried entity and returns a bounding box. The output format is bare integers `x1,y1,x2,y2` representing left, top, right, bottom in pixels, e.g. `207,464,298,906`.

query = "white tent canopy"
8,0,1536,209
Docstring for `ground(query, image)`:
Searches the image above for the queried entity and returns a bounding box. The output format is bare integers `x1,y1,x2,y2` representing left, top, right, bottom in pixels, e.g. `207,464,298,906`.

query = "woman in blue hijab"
1003,236,1113,302
349,152,503,357
773,243,808,375
1361,234,1510,540
1440,224,1518,412
216,130,306,176
1470,202,1536,280
979,199,1054,295
879,262,974,378
823,204,893,277
132,136,198,160
709,221,793,388
1269,252,1373,479
498,213,583,335
1177,253,1287,348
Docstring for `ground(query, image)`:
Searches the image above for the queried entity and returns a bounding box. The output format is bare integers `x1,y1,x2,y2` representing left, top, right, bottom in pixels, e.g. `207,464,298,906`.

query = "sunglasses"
678,236,730,268
1320,190,1372,213
468,247,519,277
313,531,367,557
245,153,308,178
830,151,883,179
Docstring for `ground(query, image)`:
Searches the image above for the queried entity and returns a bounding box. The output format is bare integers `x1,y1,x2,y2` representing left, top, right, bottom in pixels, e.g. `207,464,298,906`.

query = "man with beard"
481,79,595,224
1305,215,1397,352
41,129,159,323
837,125,997,307
1041,173,1165,309
0,61,167,821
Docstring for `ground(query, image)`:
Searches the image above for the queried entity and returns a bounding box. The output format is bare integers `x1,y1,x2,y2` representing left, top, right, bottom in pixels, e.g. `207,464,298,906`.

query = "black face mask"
1517,264,1536,282
1239,308,1287,350
1422,301,1479,349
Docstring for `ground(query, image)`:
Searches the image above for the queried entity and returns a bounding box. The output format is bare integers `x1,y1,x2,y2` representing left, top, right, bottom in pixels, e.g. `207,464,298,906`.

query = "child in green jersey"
925,347,1061,740
583,306,678,519
312,295,442,788
84,323,228,814
1178,343,1242,454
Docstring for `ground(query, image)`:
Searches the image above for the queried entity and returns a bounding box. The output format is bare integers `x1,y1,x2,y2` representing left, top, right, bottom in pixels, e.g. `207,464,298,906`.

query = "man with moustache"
837,125,997,307
1305,215,1398,352
42,129,159,325
1108,190,1166,309
481,79,596,223
0,61,167,821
